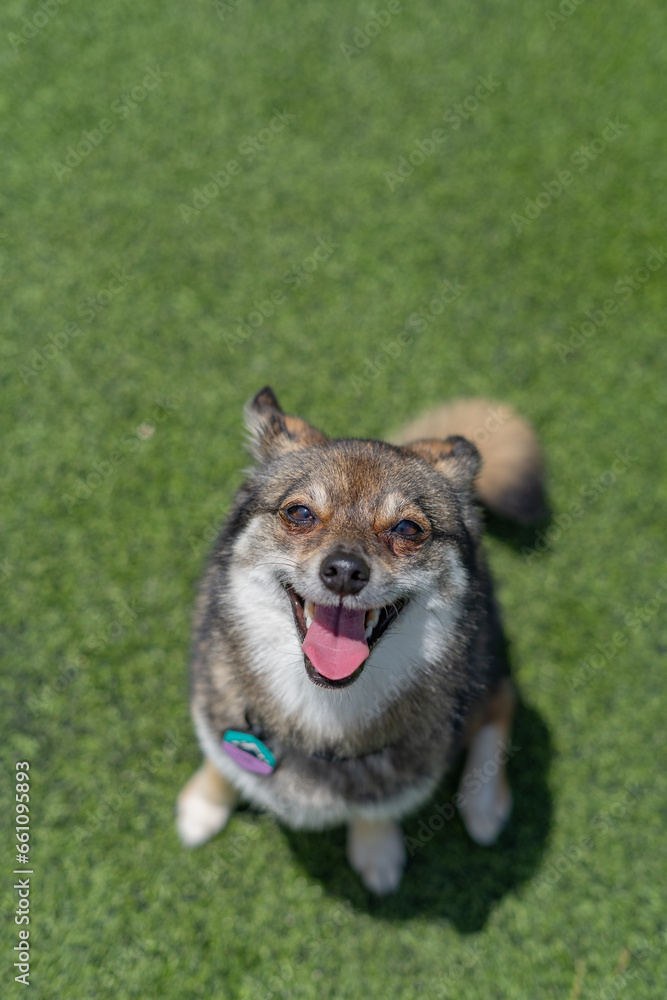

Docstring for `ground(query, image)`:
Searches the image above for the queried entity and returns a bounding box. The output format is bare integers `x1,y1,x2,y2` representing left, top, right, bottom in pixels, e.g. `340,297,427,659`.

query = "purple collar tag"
222,730,276,775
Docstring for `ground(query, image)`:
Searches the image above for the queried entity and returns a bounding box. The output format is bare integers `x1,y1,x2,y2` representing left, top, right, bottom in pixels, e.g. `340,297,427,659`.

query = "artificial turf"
2,0,666,997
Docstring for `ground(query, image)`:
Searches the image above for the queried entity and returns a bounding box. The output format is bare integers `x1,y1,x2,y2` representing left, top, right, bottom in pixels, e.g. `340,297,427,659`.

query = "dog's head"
228,387,482,694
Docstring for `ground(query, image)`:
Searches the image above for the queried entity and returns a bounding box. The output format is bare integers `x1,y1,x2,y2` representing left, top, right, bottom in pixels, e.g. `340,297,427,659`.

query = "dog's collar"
221,729,276,775
220,713,387,774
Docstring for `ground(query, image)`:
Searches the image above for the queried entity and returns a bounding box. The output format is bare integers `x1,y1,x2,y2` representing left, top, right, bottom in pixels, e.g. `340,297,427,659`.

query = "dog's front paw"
458,774,512,847
347,819,406,895
177,791,232,847
458,721,513,847
176,762,239,848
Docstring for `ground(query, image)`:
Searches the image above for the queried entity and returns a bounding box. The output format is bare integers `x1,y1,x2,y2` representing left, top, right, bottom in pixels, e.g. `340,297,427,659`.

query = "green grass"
2,0,666,996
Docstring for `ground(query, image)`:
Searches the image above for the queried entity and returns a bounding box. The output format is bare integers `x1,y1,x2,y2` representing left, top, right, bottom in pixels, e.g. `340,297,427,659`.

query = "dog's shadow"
483,507,552,555
282,697,552,932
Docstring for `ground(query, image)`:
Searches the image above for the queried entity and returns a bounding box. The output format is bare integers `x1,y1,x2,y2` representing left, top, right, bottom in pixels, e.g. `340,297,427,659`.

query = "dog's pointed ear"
405,436,482,491
244,386,328,462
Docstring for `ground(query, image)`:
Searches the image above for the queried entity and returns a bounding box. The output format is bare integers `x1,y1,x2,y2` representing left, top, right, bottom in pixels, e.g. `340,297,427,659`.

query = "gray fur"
186,388,511,828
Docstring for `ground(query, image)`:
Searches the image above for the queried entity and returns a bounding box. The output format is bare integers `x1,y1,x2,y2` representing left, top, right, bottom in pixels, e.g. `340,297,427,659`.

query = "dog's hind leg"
177,758,239,848
457,678,516,846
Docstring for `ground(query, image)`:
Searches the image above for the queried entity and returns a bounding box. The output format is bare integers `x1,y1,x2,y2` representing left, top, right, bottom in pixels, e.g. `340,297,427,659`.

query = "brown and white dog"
177,388,545,893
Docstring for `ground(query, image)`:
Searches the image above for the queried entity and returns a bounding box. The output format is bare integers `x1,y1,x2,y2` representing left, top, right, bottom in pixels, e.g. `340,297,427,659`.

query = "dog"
177,387,545,894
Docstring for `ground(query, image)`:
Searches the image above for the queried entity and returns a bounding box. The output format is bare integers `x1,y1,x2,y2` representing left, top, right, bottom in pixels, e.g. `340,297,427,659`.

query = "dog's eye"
392,519,423,537
285,504,315,522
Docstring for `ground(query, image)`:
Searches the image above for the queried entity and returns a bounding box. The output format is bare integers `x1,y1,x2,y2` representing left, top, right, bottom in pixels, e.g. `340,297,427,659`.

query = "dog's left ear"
244,386,328,462
405,436,482,492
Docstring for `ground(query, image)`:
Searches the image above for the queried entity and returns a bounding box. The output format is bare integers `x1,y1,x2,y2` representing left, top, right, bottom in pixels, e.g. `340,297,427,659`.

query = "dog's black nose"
320,551,370,595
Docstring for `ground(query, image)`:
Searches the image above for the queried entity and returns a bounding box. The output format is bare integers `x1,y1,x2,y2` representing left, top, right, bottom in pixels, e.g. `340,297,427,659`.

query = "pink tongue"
302,604,369,681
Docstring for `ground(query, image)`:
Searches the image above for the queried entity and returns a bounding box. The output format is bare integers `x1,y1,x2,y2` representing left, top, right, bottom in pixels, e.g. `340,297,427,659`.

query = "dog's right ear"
404,435,482,493
244,387,328,462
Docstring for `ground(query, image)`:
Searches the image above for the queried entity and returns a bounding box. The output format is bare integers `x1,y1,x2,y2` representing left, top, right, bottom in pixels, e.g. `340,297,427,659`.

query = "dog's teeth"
365,608,380,638
304,600,315,630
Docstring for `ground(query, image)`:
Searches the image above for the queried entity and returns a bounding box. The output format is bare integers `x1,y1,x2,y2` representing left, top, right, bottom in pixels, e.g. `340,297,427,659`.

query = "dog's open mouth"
285,585,408,689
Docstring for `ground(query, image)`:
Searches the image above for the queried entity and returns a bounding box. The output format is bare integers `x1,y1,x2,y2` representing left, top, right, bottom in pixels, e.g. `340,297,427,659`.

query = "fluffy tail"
392,398,547,523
